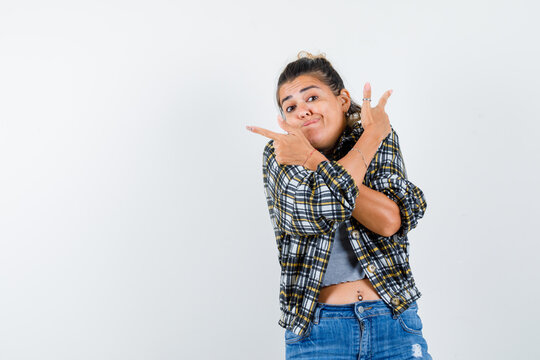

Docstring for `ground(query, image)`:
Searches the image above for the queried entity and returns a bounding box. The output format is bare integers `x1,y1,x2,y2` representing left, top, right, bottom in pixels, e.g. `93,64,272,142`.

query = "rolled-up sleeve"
369,128,427,242
262,140,359,236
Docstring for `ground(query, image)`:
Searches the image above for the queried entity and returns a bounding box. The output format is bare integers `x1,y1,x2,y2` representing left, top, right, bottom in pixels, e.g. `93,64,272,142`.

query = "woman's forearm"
351,184,400,237
337,133,400,236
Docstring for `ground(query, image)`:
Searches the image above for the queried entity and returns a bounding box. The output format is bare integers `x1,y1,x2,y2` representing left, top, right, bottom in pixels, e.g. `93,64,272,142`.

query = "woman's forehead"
279,75,328,103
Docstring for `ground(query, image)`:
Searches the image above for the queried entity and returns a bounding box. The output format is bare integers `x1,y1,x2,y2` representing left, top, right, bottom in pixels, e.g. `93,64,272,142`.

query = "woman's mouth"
303,118,319,127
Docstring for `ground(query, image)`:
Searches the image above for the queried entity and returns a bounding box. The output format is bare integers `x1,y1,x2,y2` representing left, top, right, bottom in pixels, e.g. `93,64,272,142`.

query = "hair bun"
297,50,327,60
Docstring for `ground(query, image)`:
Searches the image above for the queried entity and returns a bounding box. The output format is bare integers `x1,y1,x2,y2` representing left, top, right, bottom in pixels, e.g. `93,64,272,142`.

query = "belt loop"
313,304,323,324
392,309,399,320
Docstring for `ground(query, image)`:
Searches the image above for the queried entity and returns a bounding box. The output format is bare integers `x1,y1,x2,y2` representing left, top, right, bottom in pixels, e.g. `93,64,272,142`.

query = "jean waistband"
312,300,417,324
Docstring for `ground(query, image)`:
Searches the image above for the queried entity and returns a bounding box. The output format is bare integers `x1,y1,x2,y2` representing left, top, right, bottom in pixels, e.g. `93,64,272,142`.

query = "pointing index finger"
247,125,283,140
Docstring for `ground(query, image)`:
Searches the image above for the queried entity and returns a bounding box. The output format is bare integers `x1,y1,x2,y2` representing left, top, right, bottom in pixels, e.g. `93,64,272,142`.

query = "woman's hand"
246,115,315,166
360,83,393,143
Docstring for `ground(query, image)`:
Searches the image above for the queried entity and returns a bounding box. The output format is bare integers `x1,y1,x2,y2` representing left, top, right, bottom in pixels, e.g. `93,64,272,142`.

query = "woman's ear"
339,89,351,112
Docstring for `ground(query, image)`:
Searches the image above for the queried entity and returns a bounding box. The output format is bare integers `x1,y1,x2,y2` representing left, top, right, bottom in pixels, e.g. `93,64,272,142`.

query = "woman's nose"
297,104,311,118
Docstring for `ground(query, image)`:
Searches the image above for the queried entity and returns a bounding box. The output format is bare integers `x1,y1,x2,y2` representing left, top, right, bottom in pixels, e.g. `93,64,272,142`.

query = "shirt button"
367,264,376,273
391,297,400,306
351,230,360,239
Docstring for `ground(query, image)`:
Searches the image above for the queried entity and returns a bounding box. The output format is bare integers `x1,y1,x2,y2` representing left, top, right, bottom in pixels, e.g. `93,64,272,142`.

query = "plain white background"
1,1,539,359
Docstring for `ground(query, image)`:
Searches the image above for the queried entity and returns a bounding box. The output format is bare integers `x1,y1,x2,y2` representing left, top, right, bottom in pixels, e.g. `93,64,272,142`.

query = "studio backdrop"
0,1,538,359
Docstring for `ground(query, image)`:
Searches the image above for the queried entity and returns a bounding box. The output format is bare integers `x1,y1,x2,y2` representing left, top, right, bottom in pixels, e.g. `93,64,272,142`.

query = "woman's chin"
310,139,332,154
307,134,329,150
307,132,324,146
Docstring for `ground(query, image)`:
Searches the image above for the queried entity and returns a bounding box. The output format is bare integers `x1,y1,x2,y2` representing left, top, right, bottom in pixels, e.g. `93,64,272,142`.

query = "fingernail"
366,82,371,90
246,126,252,131
389,89,393,95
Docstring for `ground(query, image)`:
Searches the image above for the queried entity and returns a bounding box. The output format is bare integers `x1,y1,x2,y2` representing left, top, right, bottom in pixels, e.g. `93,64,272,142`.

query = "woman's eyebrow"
280,85,320,106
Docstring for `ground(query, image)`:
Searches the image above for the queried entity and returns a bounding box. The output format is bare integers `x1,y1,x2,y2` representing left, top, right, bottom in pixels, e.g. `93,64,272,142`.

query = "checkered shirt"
261,121,428,336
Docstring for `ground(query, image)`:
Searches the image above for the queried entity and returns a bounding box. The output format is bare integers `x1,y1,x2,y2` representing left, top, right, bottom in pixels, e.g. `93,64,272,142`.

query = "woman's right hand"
360,83,392,143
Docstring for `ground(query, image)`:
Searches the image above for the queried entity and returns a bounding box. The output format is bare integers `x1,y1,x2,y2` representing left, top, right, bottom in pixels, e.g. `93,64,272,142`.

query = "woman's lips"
303,118,319,126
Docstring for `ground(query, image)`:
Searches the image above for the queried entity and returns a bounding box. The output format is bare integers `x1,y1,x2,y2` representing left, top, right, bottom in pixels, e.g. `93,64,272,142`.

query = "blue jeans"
285,300,432,359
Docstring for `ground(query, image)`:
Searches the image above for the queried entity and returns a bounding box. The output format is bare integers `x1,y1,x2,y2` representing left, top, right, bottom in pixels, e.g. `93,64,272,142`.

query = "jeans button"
357,306,364,314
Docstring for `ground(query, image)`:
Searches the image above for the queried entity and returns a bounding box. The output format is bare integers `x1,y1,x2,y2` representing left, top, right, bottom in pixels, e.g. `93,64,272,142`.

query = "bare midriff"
318,278,381,304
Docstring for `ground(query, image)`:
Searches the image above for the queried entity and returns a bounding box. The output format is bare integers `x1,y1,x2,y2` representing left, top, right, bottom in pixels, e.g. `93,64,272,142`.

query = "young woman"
247,52,431,359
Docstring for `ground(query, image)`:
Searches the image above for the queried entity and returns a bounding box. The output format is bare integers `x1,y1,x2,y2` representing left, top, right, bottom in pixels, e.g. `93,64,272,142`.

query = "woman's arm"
305,131,400,237
369,128,427,242
351,185,401,237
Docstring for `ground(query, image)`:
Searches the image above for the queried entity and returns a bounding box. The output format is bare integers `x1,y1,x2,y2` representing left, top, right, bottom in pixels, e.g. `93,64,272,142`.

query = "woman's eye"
286,105,295,113
307,95,318,102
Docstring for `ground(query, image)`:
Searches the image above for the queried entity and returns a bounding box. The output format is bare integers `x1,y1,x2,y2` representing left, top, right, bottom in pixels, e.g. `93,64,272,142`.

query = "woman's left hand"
247,115,316,166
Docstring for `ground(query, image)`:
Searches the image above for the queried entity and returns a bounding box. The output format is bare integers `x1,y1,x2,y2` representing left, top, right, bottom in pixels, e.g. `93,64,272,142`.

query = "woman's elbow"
381,205,402,237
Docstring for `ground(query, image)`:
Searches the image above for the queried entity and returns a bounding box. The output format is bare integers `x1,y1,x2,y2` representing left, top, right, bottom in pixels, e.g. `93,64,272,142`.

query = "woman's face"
278,74,351,154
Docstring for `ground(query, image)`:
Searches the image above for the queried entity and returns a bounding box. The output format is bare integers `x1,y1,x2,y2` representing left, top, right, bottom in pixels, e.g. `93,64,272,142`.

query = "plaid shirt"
261,121,427,336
